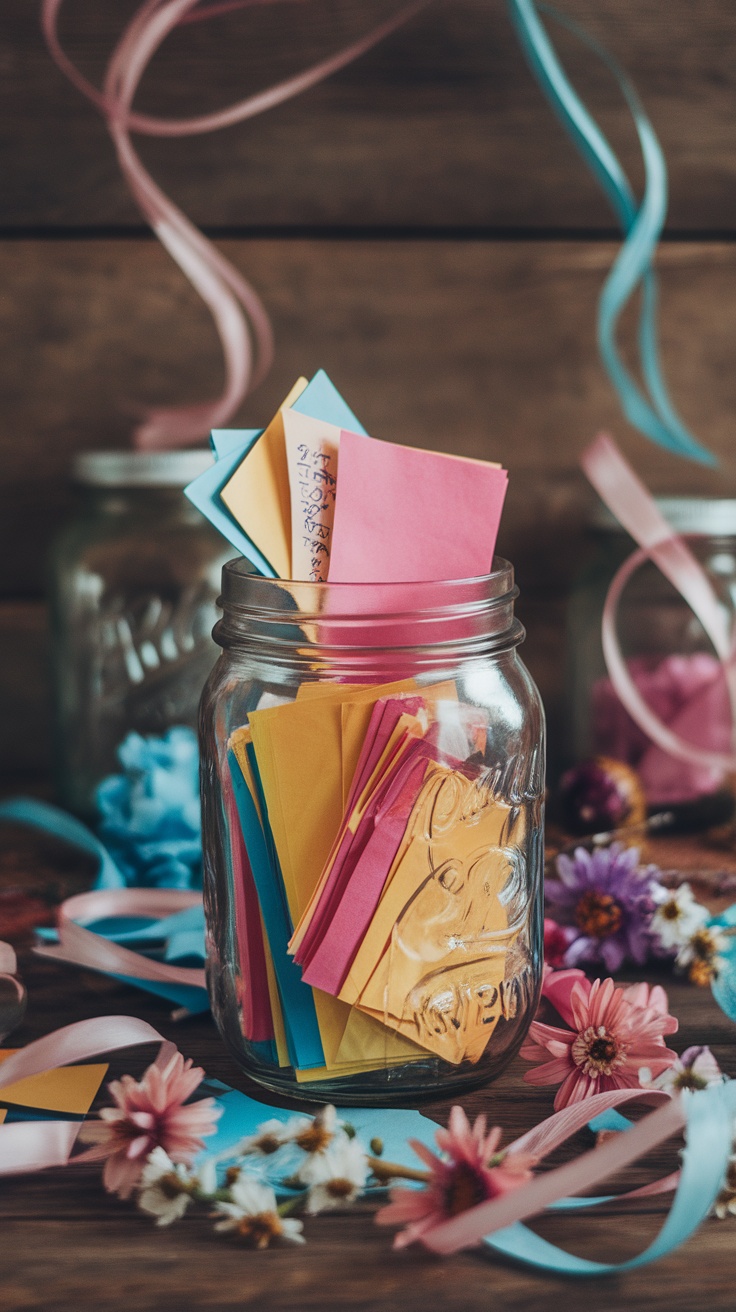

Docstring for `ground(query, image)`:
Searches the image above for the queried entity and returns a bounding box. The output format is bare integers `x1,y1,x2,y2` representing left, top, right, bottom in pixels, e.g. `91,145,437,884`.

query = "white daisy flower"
676,924,728,986
137,1148,195,1227
292,1104,340,1156
233,1118,296,1157
298,1134,369,1213
214,1177,304,1248
651,1045,724,1094
651,883,708,951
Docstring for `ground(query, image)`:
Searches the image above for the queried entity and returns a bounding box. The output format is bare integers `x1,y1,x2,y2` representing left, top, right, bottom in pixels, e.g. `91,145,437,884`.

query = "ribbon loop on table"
424,1079,736,1270
0,1016,173,1176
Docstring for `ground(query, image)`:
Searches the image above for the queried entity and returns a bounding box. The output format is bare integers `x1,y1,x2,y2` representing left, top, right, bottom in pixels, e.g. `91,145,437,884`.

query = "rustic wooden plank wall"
2,0,736,778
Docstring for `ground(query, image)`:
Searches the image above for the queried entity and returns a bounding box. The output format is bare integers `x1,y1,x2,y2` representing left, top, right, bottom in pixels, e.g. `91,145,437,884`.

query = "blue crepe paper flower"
95,727,202,890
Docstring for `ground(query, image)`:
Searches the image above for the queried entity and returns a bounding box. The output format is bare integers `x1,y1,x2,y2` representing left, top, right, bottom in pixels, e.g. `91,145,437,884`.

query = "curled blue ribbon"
507,0,716,466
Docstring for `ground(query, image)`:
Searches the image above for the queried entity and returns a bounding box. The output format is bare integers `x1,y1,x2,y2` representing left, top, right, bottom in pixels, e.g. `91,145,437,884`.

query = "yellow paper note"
248,678,422,923
354,771,520,1064
0,1051,108,1114
220,377,308,578
261,928,289,1068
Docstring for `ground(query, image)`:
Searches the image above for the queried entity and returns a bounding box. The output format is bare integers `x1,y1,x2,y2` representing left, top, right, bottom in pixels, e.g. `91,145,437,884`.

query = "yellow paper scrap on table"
220,376,308,578
0,1051,108,1114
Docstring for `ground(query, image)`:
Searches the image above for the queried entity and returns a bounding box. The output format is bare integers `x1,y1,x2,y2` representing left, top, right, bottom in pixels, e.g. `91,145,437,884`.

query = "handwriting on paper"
283,409,342,582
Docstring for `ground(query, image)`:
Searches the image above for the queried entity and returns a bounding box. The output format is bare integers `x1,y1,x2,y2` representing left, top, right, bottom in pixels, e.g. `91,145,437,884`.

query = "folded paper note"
283,408,341,582
219,371,366,580
220,378,309,578
328,429,508,583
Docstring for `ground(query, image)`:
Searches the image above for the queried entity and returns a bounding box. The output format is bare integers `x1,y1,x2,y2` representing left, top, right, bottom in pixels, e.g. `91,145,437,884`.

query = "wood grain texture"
1,830,735,1312
2,0,736,231
4,237,736,601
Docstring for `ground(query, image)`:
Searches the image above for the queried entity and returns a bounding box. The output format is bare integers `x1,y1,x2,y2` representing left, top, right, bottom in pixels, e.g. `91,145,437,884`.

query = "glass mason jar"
199,559,545,1105
566,497,736,804
48,451,230,817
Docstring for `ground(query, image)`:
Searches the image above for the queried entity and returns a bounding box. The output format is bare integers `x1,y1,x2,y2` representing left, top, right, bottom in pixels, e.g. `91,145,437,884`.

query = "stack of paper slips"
184,370,508,584
187,371,518,1082
225,679,525,1082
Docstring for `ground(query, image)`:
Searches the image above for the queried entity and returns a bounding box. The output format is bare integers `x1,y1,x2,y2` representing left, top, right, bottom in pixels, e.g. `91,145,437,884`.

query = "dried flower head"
646,1045,723,1094
214,1177,304,1248
650,883,709,953
79,1050,221,1199
676,923,728,985
545,843,659,973
137,1147,197,1226
521,974,678,1109
298,1135,369,1214
375,1106,534,1249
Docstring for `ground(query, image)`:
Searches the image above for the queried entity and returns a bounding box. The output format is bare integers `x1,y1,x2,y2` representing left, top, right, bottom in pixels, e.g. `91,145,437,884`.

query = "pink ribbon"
0,1015,173,1176
33,887,206,991
42,0,430,448
424,1085,677,1254
582,434,736,771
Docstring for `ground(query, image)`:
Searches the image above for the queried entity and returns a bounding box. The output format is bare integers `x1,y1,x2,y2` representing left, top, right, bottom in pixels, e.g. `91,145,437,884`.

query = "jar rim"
73,449,213,488
219,556,516,614
215,557,521,658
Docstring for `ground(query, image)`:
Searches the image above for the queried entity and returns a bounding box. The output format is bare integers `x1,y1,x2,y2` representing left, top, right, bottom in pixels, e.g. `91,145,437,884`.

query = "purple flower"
545,843,660,973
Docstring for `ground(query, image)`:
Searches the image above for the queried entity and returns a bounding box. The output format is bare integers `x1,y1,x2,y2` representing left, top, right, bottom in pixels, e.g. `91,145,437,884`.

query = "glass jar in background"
48,451,230,817
199,560,545,1105
566,498,736,805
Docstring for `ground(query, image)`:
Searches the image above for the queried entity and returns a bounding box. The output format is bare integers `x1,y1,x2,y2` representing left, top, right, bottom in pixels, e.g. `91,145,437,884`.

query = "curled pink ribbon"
0,1015,173,1175
42,0,430,448
33,887,206,992
582,434,736,771
424,1085,679,1254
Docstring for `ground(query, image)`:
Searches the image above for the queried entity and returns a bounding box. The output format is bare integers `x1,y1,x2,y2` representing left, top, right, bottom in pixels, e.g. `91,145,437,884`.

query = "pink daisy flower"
79,1050,221,1198
375,1106,534,1250
520,974,678,1110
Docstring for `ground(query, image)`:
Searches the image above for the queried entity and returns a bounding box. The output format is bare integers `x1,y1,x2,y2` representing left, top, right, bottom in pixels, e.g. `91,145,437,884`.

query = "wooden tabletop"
2,830,736,1312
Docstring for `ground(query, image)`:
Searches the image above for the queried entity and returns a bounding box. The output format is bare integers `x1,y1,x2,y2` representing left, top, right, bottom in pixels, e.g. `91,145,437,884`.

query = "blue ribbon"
507,0,715,466
0,796,209,1013
484,1079,736,1273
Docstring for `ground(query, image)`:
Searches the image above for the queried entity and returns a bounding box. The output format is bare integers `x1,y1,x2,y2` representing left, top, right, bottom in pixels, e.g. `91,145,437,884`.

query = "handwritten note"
283,409,341,582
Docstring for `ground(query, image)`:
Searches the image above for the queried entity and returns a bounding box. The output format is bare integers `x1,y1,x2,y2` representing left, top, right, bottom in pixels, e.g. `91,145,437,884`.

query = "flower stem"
366,1156,430,1184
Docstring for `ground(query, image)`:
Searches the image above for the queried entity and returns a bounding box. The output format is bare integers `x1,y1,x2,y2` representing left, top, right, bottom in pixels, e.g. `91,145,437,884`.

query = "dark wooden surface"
4,0,736,233
1,831,736,1311
4,237,736,772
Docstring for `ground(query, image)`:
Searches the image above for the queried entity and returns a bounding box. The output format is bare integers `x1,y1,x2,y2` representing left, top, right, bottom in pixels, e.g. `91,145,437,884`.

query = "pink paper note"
301,752,430,996
295,723,425,969
344,695,424,815
225,787,274,1043
328,430,508,583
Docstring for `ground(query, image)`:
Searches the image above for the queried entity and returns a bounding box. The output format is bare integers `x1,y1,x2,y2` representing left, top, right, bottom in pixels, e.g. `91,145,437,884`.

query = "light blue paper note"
184,429,274,574
228,748,325,1071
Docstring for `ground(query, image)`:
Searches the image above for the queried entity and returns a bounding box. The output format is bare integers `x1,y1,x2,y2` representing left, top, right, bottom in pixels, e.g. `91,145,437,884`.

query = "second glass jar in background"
48,450,230,817
199,560,545,1105
566,497,736,805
